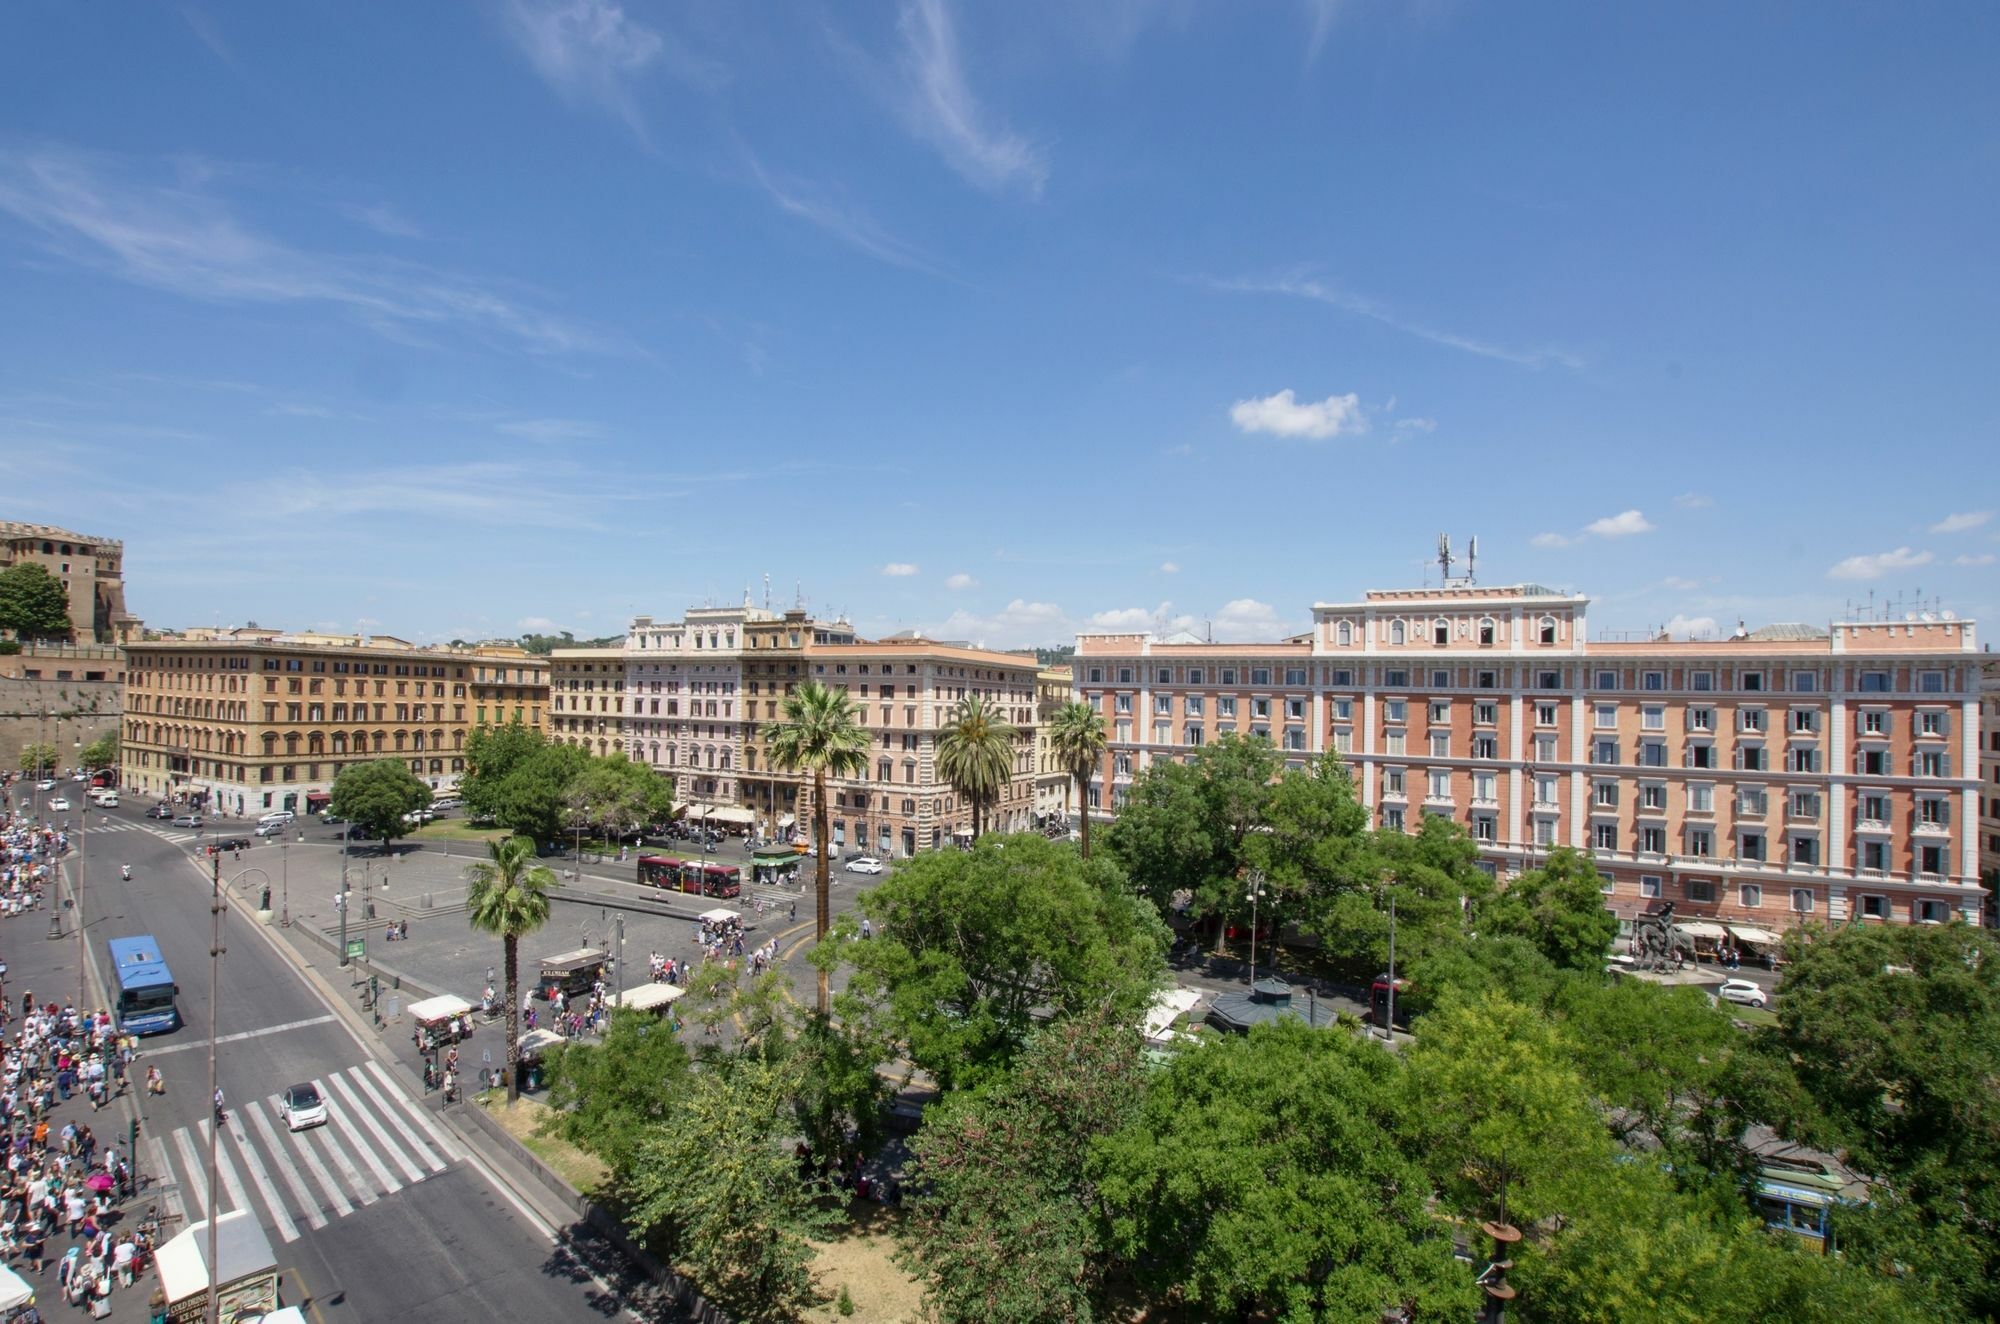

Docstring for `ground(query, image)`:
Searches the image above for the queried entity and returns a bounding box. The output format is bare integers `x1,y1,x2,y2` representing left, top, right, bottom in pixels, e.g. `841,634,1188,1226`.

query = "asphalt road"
50,804,649,1323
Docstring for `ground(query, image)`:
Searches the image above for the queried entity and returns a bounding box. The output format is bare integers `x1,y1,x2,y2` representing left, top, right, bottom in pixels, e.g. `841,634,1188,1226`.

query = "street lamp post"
337,824,351,967
280,837,289,928
1245,870,1267,986
1382,881,1400,1042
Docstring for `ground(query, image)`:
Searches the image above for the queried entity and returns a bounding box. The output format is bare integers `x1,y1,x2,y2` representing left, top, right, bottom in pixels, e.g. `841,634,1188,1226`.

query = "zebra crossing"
86,818,198,844
146,1059,465,1242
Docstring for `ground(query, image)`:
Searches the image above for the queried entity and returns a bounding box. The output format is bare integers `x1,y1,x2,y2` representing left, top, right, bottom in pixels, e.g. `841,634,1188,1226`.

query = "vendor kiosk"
156,1210,280,1324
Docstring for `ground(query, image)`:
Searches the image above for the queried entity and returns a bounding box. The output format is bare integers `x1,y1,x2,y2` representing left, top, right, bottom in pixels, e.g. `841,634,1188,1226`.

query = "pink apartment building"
1077,582,1985,934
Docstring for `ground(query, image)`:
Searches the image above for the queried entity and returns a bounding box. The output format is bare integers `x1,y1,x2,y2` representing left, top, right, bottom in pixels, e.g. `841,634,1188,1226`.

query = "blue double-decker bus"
106,936,180,1035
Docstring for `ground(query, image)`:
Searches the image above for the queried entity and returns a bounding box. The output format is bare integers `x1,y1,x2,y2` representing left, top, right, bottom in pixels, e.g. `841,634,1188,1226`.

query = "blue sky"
2,2,1995,648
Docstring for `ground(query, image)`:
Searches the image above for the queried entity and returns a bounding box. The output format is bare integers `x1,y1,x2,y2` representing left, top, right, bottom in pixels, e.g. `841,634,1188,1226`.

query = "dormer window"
1478,617,1496,645
1539,616,1557,645
1434,618,1450,646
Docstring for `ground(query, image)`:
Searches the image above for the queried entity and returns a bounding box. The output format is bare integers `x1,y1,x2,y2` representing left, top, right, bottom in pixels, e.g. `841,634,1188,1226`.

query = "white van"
92,789,120,807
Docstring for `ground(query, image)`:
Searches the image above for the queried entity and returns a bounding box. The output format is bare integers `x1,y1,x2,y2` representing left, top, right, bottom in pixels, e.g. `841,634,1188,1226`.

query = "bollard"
422,892,433,910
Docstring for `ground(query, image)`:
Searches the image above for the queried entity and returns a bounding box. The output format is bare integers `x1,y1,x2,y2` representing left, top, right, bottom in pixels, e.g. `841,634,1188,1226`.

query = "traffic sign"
344,938,366,961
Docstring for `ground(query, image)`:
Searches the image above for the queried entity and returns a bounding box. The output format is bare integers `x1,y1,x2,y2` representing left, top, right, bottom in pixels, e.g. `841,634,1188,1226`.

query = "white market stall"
0,1263,33,1313
157,1209,280,1324
407,993,474,1024
1143,987,1204,1044
615,982,688,1015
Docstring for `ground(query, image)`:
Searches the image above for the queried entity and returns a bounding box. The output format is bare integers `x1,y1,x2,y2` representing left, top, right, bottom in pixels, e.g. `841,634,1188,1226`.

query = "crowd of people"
0,818,57,918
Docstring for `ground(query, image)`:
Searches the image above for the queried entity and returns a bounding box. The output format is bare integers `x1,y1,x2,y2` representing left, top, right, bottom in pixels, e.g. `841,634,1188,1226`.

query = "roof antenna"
1437,532,1453,583
1466,535,1479,586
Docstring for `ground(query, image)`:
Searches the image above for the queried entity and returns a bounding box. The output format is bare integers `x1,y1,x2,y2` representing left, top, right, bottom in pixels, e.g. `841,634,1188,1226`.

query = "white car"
844,856,885,875
280,1082,328,1131
36,779,56,792
48,796,70,812
1717,978,1768,1010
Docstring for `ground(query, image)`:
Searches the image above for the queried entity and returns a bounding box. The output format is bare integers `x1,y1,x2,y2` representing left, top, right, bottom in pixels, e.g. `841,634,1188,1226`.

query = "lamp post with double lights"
206,859,265,1324
1244,870,1267,986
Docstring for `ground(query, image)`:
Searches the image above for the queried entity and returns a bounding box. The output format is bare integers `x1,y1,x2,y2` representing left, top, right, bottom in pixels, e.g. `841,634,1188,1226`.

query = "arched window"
332,732,348,755
1434,618,1451,646
261,732,277,755
393,731,408,752
719,749,731,771
1391,620,1406,645
1539,616,1558,645
1336,621,1352,646
1478,617,1496,645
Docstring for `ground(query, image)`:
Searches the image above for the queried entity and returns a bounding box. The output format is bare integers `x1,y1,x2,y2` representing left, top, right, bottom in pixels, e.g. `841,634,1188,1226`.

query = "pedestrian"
145,1066,163,1096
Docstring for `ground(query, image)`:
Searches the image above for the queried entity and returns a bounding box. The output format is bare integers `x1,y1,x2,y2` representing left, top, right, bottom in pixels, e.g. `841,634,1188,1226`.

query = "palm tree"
1047,699,1108,859
764,682,871,1016
464,835,554,1103
936,694,1018,841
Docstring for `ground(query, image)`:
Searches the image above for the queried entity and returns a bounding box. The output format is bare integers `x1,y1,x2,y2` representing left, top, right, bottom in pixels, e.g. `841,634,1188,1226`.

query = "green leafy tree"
901,1012,1147,1324
1046,699,1107,858
18,742,57,777
491,741,590,845
1556,975,1739,1162
827,833,1168,1091
327,758,432,850
460,720,547,821
1100,733,1285,918
1097,1019,1478,1324
1481,846,1620,973
935,693,1018,839
563,751,674,849
463,835,555,1103
0,563,73,640
763,681,870,1016
539,1004,691,1172
1402,991,1614,1226
79,732,118,771
1745,921,2000,1318
1403,933,1568,1021
625,1055,840,1323
783,1013,890,1181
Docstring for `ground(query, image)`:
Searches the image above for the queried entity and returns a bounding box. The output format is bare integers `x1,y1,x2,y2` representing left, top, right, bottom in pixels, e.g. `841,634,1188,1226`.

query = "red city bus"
696,865,741,898
637,856,685,888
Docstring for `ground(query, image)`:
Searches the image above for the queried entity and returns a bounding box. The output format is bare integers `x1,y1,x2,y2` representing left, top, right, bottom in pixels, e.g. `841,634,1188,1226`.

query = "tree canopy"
539,1004,691,1173
0,563,73,640
934,694,1018,839
827,833,1168,1090
79,732,118,771
1481,846,1621,973
327,758,432,848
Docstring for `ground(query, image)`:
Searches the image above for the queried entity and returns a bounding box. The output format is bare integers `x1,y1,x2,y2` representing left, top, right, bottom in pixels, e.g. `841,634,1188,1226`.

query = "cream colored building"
621,601,777,824
467,645,550,733
120,629,525,817
1980,658,1999,917
0,520,136,644
738,608,858,840
1034,664,1075,827
547,647,629,759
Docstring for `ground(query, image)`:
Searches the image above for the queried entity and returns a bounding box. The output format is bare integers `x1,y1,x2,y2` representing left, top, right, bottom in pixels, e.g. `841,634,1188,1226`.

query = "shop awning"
778,813,795,829
752,847,800,865
408,993,474,1024
678,802,714,819
707,806,756,826
1728,925,1783,945
616,983,687,1013
1677,921,1728,939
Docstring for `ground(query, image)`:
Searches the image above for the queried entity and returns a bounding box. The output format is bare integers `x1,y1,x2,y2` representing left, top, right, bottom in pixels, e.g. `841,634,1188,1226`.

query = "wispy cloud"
944,572,977,590
896,0,1048,197
497,417,601,441
1160,561,1180,574
1204,271,1582,370
742,152,946,276
881,562,919,577
178,5,237,68
1394,416,1437,435
498,0,720,140
1530,532,1573,550
1953,552,1997,567
221,460,651,533
1584,509,1655,538
1304,0,1344,63
0,145,611,355
1930,510,1992,534
1674,492,1714,510
1230,388,1367,440
340,201,423,239
1828,547,1933,581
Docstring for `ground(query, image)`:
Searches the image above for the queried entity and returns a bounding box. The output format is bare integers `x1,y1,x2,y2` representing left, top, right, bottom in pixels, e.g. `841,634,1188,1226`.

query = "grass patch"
805,1200,923,1324
479,1091,609,1195
412,821,514,844
1729,1004,1779,1029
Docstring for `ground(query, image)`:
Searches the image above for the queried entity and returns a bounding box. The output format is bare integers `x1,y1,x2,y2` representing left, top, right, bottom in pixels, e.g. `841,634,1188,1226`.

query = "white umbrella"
0,1262,33,1311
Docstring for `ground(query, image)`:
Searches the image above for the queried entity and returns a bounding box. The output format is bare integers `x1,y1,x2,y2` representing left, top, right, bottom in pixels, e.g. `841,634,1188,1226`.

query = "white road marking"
315,1074,406,1194
295,1114,368,1212
244,1101,326,1232
197,1118,252,1218
171,1127,209,1219
226,1110,301,1242
146,1014,337,1057
357,1059,457,1170
321,1070,427,1185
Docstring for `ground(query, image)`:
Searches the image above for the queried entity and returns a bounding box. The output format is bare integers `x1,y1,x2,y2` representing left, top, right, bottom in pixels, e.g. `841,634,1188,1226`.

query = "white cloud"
1930,510,1993,534
340,201,423,239
1206,272,1583,370
1393,416,1437,434
1661,614,1720,639
1160,561,1180,574
1583,509,1655,538
1162,442,1194,457
1674,492,1715,510
1530,532,1573,549
500,0,670,137
881,562,919,577
1663,576,1702,591
1087,606,1155,631
742,152,946,276
897,0,1048,197
932,599,1071,649
944,572,977,590
1953,552,1997,567
1828,547,1934,581
1229,388,1367,440
0,145,608,355
516,616,560,632
1211,598,1291,641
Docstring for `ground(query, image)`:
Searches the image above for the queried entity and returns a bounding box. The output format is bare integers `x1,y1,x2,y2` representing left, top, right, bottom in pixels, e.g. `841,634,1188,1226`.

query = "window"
1475,702,1498,725
1690,671,1713,691
1916,750,1946,777
1251,668,1272,686
1385,700,1407,723
1538,670,1562,690
1154,694,1171,715
1115,693,1132,714
1640,783,1667,811
1858,894,1889,919
1640,875,1662,898
1643,671,1665,691
1791,671,1818,693
1790,836,1819,867
1473,772,1497,802
1919,846,1946,876
1860,709,1889,734
1286,698,1305,720
1918,796,1950,827
1790,708,1819,734
1858,793,1890,824
1688,828,1713,857
1252,698,1271,719
1285,668,1306,687
1594,739,1619,765
1428,769,1452,799
1384,768,1406,795
1220,669,1237,685
1739,707,1766,733
1186,695,1204,716
1688,878,1716,902
1741,671,1765,692
1688,706,1714,731
1331,670,1353,687
1156,668,1171,685
1429,700,1451,724
1473,815,1496,841
1432,669,1451,689
1740,833,1765,863
1186,668,1204,685
1918,671,1944,694
1740,884,1762,908
1477,670,1498,689
1536,703,1557,726
1535,734,1557,762
1218,696,1236,717
1858,749,1889,776
1860,840,1889,871
1642,705,1665,731
1384,669,1409,688
1917,899,1950,923
1640,826,1666,854
1595,670,1618,691
1539,617,1557,645
1595,781,1620,808
1184,725,1206,747
1385,731,1406,755
1535,818,1556,846
1283,728,1306,751
1791,888,1815,913
1534,774,1557,804
1430,731,1452,757
1739,746,1768,772
1595,703,1618,729
1473,735,1498,759
1858,670,1890,693
1594,823,1619,850
1337,621,1352,646
1434,619,1450,646
1688,783,1714,813
1479,619,1496,645
1381,806,1405,832
1786,748,1821,773
1391,621,1406,645
1738,787,1768,816
1917,710,1947,737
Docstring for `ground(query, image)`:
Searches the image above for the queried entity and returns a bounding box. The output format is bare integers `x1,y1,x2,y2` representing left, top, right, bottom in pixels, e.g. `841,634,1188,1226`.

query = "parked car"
1717,978,1768,1009
208,836,252,853
402,808,436,825
844,856,885,875
149,804,174,820
280,1082,328,1132
171,814,202,829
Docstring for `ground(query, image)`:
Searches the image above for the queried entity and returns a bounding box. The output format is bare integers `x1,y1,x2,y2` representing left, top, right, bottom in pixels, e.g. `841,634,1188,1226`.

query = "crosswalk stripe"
293,1113,368,1213
315,1074,407,1193
321,1071,426,1185
245,1102,326,1232
362,1064,466,1168
226,1111,301,1243
197,1118,252,1218
356,1064,458,1176
171,1127,209,1220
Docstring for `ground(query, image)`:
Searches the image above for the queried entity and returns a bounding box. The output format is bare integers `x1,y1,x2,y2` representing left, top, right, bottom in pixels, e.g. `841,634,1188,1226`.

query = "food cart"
516,1026,566,1092
157,1209,280,1324
697,908,743,945
535,948,610,1001
614,981,687,1018
407,993,476,1051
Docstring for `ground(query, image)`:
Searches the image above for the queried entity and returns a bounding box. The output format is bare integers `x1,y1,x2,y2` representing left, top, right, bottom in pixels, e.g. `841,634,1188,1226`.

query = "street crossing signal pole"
206,848,225,1324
